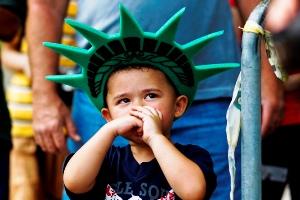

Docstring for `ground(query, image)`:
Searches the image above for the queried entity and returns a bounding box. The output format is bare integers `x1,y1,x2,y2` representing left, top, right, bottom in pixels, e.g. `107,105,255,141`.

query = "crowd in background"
0,0,299,199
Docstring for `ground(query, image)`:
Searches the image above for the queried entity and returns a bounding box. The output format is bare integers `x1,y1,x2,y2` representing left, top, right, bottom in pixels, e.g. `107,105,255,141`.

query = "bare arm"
63,123,117,193
148,135,206,200
285,73,300,91
26,0,80,153
131,106,206,200
236,0,285,136
63,115,142,193
235,0,260,23
260,46,284,135
1,36,30,76
65,106,206,199
265,0,300,32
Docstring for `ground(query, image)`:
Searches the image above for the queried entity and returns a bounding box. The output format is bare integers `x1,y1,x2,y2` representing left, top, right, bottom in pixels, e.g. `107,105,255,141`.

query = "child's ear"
174,95,188,118
101,108,112,122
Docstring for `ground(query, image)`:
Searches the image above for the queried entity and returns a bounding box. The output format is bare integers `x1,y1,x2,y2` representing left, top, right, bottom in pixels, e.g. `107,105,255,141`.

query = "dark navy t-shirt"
65,143,216,200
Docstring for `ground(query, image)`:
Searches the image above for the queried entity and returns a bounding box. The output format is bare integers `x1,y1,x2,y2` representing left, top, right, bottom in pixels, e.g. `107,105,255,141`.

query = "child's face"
101,68,188,136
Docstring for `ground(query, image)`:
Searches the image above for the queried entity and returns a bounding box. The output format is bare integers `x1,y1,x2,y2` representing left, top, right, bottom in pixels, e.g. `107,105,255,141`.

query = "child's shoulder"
174,143,208,153
174,143,212,162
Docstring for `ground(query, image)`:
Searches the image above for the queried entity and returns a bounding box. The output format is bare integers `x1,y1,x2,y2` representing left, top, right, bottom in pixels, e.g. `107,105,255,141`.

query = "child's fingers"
132,106,149,114
130,106,162,123
143,106,162,119
132,106,158,117
130,109,146,120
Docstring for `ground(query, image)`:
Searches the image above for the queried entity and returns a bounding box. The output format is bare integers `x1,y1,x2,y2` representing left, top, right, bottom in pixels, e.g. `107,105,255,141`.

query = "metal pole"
241,1,269,200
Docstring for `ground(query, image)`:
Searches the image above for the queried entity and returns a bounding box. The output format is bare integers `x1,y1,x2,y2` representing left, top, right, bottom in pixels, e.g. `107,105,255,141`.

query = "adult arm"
260,46,284,136
26,0,80,153
285,73,300,91
236,0,285,136
265,0,300,33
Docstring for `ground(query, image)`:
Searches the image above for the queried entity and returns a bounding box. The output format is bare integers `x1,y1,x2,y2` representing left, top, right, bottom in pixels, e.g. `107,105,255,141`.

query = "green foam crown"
44,4,239,111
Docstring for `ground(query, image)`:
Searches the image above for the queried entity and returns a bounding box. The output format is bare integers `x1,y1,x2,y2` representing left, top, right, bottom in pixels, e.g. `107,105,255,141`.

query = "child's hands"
130,106,163,145
108,114,144,143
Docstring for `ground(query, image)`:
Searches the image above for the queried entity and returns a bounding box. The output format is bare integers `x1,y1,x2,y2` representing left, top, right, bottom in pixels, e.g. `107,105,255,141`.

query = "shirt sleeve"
176,144,217,199
62,152,110,199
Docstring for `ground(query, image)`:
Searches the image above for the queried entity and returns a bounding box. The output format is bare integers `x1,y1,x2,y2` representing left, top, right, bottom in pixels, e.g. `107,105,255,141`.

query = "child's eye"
117,98,130,104
145,93,157,99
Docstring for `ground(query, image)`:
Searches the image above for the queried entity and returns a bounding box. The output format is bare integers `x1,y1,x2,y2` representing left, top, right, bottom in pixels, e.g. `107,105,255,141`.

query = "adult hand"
265,0,299,33
260,52,285,136
33,94,80,153
26,0,73,153
237,0,286,136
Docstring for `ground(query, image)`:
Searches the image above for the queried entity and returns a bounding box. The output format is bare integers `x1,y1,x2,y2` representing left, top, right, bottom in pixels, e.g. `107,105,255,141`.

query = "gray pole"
241,1,269,200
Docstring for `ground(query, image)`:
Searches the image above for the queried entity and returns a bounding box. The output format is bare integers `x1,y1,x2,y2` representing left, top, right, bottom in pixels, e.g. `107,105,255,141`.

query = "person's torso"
75,143,216,199
100,145,177,199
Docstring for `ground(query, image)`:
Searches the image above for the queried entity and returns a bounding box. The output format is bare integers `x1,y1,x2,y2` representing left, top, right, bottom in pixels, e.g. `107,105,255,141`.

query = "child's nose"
132,98,144,107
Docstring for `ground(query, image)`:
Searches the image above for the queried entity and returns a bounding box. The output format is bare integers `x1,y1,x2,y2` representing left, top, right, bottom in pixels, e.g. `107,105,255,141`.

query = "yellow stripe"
59,56,76,68
11,122,33,137
8,107,32,120
21,39,28,53
67,1,78,17
10,73,31,87
6,89,32,104
63,23,76,35
62,37,76,46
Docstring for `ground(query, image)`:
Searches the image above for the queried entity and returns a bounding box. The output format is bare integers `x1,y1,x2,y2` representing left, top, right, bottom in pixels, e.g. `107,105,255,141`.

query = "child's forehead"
107,67,168,84
106,68,176,97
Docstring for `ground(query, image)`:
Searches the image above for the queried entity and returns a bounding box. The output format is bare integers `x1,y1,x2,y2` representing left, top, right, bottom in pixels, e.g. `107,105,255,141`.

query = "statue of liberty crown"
44,4,239,111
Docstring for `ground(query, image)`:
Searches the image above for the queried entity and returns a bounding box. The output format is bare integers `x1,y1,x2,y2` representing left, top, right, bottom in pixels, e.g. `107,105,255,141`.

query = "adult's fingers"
35,131,58,153
65,114,81,142
261,104,273,137
32,108,66,153
51,128,66,152
34,132,44,150
261,101,283,137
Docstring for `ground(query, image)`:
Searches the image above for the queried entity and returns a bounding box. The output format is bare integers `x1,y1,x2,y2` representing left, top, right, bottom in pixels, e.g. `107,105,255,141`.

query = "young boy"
44,5,239,199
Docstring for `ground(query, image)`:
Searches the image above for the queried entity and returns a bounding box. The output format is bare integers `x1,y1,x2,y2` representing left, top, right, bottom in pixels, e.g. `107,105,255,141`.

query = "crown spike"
65,18,110,48
46,74,87,91
182,31,224,57
156,8,185,42
119,4,143,37
43,42,89,67
194,63,240,81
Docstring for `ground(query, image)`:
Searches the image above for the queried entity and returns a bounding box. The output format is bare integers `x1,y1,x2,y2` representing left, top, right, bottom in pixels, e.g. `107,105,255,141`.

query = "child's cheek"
110,107,130,119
